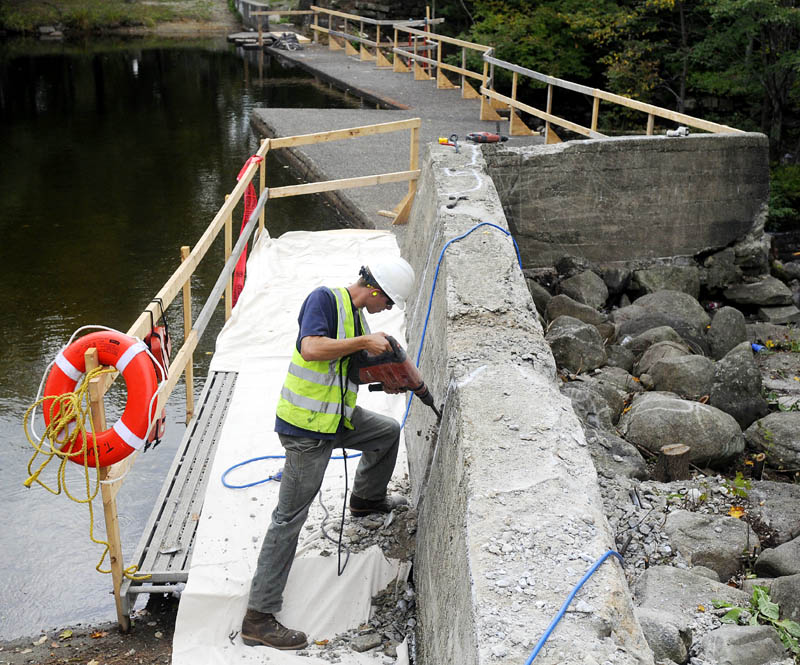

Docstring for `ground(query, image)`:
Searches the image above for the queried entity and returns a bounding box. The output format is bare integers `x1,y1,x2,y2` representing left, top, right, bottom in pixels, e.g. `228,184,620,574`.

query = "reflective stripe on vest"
275,287,368,434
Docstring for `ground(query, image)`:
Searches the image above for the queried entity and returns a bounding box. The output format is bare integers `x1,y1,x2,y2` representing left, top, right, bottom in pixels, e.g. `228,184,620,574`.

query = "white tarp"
172,230,411,665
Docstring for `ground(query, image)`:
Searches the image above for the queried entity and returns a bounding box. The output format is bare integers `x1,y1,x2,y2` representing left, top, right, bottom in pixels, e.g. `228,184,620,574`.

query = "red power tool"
466,132,509,143
348,336,441,418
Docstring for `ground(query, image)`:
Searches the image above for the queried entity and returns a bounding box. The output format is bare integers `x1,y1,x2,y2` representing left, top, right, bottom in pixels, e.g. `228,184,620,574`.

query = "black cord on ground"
338,452,349,576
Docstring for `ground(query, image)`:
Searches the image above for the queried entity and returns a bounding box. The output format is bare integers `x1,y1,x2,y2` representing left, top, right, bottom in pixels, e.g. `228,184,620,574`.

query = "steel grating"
121,371,237,614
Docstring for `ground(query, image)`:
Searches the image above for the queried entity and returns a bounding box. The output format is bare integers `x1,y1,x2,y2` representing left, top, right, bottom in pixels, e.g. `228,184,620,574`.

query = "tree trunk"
653,444,691,482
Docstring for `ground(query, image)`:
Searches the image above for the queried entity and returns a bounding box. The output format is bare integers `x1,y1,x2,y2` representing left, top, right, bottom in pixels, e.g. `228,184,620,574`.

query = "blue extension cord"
219,225,623,665
221,221,523,486
525,550,624,664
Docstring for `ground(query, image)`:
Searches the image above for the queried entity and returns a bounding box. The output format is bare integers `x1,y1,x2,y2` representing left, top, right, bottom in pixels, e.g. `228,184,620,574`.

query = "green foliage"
768,164,800,232
465,0,602,81
0,0,214,34
722,471,751,499
441,0,800,157
714,586,800,656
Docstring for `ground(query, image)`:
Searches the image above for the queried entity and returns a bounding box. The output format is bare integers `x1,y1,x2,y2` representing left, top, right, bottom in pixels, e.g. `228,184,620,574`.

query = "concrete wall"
399,144,654,665
484,133,769,269
234,0,269,30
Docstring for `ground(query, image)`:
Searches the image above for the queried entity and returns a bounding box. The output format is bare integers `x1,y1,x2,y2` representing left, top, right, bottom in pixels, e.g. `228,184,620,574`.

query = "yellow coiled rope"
23,365,150,580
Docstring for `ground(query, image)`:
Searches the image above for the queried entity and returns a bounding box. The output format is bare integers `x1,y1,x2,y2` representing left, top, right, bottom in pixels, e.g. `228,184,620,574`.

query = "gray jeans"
248,406,401,614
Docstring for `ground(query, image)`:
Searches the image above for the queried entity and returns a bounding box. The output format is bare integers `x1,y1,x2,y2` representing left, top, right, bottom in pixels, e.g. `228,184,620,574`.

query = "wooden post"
86,348,130,633
181,245,194,423
591,96,600,132
509,71,534,135
258,140,267,236
313,11,318,44
646,113,655,136
224,194,232,321
751,452,766,480
392,123,419,225
653,444,691,482
461,47,466,95
545,83,553,143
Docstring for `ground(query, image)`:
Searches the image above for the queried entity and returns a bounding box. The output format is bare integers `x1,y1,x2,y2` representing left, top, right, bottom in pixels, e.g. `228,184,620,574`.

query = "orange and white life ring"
43,331,159,467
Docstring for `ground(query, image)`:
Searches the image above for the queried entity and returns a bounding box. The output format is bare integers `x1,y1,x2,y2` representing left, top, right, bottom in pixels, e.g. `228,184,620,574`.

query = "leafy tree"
689,0,800,156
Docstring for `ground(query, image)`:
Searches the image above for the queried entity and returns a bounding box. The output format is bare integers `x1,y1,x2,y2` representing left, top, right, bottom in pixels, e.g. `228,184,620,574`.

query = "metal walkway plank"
121,371,237,608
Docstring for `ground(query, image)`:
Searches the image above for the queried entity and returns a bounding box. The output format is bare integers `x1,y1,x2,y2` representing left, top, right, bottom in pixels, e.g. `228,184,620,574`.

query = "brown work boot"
241,609,308,650
349,493,408,517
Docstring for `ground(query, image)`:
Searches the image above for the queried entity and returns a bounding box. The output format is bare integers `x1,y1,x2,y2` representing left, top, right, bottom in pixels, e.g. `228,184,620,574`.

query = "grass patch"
0,0,215,34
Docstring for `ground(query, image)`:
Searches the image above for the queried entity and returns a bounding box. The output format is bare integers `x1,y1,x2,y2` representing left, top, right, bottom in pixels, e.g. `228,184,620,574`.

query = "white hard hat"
368,256,415,310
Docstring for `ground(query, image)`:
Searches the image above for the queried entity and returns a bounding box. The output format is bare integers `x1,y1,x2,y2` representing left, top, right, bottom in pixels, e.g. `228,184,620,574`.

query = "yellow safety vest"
276,287,368,433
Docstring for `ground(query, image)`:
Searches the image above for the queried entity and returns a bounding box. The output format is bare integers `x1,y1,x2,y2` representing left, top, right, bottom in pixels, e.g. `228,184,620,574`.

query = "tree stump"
653,444,691,482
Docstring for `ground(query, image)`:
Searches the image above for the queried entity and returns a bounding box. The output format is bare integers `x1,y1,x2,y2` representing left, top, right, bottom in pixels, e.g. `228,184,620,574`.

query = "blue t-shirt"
275,287,362,439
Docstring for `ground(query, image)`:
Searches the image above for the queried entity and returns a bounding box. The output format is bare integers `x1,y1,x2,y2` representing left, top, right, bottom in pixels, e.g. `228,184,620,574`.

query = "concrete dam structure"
486,133,770,268
390,134,770,664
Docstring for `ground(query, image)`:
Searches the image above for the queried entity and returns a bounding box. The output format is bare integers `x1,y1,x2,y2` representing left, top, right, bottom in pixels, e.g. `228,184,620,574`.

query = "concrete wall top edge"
402,144,655,665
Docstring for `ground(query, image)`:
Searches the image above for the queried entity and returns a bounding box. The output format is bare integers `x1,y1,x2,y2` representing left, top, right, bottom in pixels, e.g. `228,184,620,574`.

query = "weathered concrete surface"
399,144,654,665
484,134,770,268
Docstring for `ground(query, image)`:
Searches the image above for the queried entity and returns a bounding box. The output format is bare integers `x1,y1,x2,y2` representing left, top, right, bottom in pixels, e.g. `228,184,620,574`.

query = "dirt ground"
0,595,177,665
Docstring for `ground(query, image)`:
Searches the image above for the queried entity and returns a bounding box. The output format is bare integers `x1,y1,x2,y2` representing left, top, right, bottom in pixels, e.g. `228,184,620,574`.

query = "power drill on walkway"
348,336,441,418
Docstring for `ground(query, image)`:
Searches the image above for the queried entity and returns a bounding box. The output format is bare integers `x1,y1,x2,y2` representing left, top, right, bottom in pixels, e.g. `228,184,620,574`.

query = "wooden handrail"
306,7,744,140
482,53,743,138
97,118,421,629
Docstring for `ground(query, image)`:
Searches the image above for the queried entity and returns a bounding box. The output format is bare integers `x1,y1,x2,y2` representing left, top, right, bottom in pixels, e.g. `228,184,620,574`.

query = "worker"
241,256,416,650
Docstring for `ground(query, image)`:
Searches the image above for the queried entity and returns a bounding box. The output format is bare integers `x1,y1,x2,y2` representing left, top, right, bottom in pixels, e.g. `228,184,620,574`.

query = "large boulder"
634,607,690,664
525,277,552,316
546,294,607,327
634,566,749,631
734,233,771,276
754,536,800,577
561,382,615,431
634,290,711,330
584,427,648,480
693,625,789,665
631,265,700,299
605,345,635,373
634,341,691,377
724,276,793,307
709,342,769,428
757,304,800,325
558,270,609,309
649,354,715,400
664,510,759,581
592,366,644,398
618,392,745,465
745,412,800,468
614,290,710,354
708,306,748,360
769,574,800,622
702,247,740,291
624,326,685,359
748,481,800,545
545,315,607,374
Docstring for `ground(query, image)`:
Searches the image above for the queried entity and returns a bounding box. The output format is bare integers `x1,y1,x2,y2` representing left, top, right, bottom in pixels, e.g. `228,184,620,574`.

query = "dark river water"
0,37,359,640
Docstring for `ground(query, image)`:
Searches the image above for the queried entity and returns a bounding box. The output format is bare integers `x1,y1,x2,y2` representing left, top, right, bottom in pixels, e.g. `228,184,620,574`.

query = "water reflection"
0,37,359,639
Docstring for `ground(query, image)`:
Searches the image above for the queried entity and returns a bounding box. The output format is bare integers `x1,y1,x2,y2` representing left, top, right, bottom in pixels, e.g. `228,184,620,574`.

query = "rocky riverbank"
0,0,239,38
526,239,800,664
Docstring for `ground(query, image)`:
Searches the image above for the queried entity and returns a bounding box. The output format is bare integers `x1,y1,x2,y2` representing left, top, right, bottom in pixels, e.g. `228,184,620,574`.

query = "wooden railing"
480,54,743,141
90,118,421,628
299,7,742,142
310,5,442,66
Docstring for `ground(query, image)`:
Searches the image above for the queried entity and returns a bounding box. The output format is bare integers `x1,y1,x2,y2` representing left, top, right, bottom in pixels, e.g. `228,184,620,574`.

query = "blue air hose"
221,452,360,488
223,222,522,481
400,221,523,426
525,550,624,664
